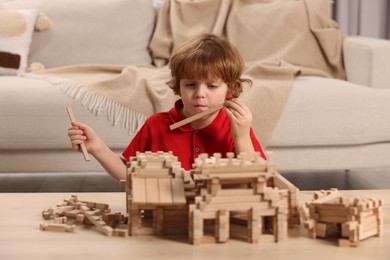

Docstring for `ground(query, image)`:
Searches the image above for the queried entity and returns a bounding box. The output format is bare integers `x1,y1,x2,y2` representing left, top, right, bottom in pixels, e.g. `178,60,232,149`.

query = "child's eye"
208,84,218,89
185,83,196,87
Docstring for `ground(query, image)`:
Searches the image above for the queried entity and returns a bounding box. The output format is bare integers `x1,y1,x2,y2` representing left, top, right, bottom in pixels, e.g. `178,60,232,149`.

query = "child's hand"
67,122,101,155
224,99,253,140
68,121,127,181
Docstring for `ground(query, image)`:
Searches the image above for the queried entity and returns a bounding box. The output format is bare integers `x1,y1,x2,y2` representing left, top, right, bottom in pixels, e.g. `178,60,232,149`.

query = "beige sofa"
1,0,390,177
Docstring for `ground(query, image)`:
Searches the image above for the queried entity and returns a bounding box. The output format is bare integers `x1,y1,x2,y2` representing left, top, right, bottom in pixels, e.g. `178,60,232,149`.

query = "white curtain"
333,0,390,39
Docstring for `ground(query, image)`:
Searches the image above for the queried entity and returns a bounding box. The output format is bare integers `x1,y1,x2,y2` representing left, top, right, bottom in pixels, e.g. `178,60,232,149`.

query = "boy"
68,33,266,182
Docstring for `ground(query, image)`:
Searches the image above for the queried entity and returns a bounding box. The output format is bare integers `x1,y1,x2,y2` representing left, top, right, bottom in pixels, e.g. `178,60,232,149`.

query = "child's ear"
226,88,235,100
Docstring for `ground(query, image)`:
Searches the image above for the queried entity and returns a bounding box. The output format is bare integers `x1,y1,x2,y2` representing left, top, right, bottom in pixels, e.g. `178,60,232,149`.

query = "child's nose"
195,84,207,98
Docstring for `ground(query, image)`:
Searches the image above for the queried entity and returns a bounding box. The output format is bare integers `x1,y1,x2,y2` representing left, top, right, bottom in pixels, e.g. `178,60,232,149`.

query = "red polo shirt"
122,100,266,170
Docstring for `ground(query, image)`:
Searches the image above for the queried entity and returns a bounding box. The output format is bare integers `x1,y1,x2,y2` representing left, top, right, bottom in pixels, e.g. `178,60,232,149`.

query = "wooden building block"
145,178,159,204
171,178,186,205
158,178,173,204
132,178,146,204
80,205,113,237
216,209,229,243
169,104,224,130
66,106,90,161
40,223,76,233
42,209,54,220
76,213,85,224
54,216,68,224
247,207,260,243
191,208,203,245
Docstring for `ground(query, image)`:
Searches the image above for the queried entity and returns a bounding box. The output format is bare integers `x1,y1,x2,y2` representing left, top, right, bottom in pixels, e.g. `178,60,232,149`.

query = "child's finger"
68,129,84,137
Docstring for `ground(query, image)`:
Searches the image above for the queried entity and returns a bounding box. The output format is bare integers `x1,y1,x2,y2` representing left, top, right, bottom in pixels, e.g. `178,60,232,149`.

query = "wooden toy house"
188,152,299,244
125,151,191,236
125,151,300,244
300,189,384,247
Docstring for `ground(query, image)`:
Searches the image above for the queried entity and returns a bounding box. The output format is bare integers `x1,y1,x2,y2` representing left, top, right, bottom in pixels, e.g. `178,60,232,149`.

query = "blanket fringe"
62,83,147,136
24,73,147,136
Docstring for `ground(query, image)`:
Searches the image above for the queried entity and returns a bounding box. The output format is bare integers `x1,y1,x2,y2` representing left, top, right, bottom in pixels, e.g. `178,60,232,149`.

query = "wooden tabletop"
0,190,388,260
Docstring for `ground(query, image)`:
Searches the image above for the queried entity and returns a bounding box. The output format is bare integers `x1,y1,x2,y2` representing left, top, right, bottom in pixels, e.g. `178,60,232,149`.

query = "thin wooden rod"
66,106,90,162
169,103,225,130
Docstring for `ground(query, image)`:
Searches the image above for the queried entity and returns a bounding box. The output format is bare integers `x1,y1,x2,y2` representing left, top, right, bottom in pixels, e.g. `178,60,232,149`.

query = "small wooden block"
54,216,68,224
76,213,85,223
40,223,76,233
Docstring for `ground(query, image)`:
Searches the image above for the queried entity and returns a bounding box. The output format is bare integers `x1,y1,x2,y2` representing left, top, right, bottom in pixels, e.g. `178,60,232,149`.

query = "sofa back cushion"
1,0,155,68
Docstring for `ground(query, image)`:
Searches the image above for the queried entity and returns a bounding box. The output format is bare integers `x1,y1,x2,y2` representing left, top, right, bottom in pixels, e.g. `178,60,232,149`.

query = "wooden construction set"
40,152,384,247
40,194,128,237
125,151,299,244
300,188,384,247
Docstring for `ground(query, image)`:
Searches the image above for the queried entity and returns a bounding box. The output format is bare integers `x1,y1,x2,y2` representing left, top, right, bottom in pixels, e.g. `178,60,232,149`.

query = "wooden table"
0,190,388,260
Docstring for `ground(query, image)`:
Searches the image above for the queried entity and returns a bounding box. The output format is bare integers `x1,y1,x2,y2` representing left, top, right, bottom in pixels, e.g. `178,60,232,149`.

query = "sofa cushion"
269,76,390,146
1,0,155,68
343,36,390,89
0,9,37,75
0,76,132,150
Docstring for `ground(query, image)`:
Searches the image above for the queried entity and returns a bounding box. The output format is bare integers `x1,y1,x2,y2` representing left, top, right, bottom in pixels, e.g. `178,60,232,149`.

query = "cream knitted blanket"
31,0,345,148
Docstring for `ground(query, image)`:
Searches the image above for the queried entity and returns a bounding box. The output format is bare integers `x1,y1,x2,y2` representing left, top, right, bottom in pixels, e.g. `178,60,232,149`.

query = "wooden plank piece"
171,178,187,205
145,178,160,204
66,106,90,161
132,178,146,204
169,104,224,130
158,178,173,204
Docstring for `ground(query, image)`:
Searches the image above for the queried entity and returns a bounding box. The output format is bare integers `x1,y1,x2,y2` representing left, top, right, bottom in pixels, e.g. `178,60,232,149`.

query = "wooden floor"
1,168,390,192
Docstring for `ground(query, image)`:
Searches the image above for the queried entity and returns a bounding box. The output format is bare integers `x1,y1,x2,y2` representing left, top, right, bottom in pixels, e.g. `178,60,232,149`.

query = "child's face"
179,77,229,119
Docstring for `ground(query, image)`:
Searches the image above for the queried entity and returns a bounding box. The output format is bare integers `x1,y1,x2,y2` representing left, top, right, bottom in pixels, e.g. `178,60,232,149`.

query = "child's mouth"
194,105,208,111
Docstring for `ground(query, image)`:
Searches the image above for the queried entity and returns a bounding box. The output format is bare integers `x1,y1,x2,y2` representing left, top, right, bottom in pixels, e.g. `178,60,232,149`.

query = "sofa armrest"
343,36,390,89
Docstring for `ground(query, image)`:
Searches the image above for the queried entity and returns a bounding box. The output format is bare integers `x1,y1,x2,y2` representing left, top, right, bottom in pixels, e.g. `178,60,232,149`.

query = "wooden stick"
169,103,225,130
66,106,90,161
